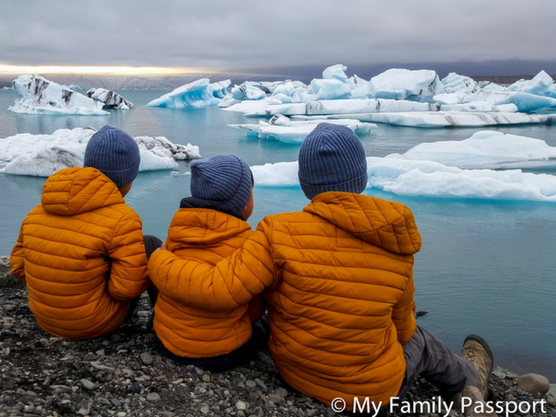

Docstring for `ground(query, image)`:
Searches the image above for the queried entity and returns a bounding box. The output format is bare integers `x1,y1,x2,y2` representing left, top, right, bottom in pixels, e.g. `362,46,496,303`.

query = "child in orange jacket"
149,124,492,412
152,154,267,371
11,125,159,339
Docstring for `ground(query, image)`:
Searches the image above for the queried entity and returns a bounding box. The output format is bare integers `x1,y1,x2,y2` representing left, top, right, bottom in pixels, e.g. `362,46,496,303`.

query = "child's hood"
167,208,252,248
303,191,422,256
41,167,125,216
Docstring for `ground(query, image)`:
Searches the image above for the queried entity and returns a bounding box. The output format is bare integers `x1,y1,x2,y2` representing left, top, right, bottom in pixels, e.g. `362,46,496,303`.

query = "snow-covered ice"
229,114,376,143
9,75,108,116
334,111,556,128
0,128,200,177
388,131,556,170
251,131,556,203
147,78,231,108
86,88,135,109
370,69,442,102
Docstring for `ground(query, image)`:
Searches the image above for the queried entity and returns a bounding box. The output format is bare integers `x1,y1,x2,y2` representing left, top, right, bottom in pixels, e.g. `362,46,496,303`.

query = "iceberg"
9,74,108,116
229,114,376,144
370,69,443,102
333,111,556,128
0,128,200,177
508,70,556,98
86,88,135,110
147,78,231,108
251,157,556,203
389,131,556,169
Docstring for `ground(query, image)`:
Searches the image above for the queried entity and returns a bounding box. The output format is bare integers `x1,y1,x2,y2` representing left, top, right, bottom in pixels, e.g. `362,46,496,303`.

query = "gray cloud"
1,0,555,70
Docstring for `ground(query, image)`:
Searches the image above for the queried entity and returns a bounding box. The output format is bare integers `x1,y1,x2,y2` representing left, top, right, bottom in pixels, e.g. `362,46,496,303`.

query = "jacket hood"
167,208,251,249
41,167,125,216
303,192,422,255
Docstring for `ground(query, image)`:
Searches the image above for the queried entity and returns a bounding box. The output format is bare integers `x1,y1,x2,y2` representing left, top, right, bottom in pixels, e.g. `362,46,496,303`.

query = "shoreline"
1,257,555,416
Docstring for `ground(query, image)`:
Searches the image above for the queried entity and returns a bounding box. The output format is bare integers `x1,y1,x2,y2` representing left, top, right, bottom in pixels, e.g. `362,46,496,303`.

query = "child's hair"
84,125,141,187
298,123,367,199
190,154,253,214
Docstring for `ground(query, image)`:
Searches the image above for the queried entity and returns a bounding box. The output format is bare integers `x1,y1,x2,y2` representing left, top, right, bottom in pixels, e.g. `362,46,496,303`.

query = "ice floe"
229,114,376,143
388,131,556,169
9,75,108,116
251,131,556,202
0,128,200,177
86,88,135,110
147,78,231,108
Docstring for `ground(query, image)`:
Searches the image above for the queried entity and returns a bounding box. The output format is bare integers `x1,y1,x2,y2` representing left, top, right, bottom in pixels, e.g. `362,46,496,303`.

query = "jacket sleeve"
148,218,276,312
10,227,26,282
107,212,149,301
392,275,416,345
248,295,267,323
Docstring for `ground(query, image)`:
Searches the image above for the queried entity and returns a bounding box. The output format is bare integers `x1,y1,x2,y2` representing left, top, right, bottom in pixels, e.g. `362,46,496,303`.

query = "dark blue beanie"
190,155,253,214
298,123,368,199
84,125,140,187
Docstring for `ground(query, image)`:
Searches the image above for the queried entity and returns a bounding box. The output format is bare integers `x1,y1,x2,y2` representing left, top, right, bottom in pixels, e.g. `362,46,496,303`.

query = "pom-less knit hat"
190,154,253,214
298,123,368,199
84,125,140,187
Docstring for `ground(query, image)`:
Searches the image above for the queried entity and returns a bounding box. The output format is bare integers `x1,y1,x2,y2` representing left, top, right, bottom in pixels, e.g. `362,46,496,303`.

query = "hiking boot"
461,334,494,399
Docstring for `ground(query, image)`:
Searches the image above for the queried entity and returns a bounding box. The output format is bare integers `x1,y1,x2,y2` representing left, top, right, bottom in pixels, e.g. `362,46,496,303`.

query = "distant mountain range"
1,59,555,90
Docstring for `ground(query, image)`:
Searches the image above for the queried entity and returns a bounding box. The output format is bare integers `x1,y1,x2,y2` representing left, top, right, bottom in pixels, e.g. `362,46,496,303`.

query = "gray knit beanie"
190,154,253,214
84,125,140,187
298,123,368,199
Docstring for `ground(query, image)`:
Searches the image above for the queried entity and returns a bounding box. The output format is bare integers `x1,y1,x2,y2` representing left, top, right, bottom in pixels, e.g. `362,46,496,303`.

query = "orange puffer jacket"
152,208,265,358
10,167,149,339
149,192,422,409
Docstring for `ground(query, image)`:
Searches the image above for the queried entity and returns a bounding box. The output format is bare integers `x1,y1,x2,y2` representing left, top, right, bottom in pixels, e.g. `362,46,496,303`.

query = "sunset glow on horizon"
0,64,219,75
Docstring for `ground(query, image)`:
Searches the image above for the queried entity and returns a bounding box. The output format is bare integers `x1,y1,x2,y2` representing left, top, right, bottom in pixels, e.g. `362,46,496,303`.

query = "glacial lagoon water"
1,89,555,380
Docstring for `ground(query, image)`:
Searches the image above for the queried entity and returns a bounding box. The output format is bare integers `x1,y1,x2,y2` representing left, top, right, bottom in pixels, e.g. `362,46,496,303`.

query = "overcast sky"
1,0,555,72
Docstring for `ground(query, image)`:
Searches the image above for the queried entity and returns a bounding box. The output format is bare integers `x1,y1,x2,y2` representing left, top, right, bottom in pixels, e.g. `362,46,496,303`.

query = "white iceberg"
371,69,443,102
335,111,556,128
147,78,231,108
251,157,556,203
9,74,108,116
229,114,376,144
508,70,556,98
389,131,556,169
86,88,135,110
0,128,200,177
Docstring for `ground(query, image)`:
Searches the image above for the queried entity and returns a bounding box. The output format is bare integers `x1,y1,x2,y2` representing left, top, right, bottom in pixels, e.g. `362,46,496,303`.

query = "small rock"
80,378,96,391
236,400,247,410
267,393,282,403
306,410,317,417
547,397,556,407
517,373,550,394
77,402,91,415
146,392,161,402
117,412,126,417
275,387,288,398
200,404,210,414
246,380,257,388
140,352,154,365
202,373,211,382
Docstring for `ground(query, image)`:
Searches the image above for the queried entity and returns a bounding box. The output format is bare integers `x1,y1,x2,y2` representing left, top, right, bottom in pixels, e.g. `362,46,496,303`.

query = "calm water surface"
1,89,555,379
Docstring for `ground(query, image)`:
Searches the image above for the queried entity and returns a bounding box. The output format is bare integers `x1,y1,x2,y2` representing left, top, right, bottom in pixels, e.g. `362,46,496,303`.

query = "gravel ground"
1,257,555,417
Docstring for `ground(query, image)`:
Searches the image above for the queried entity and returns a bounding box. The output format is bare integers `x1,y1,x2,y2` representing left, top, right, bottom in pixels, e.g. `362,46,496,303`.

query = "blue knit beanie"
84,125,140,187
298,123,368,199
190,154,253,214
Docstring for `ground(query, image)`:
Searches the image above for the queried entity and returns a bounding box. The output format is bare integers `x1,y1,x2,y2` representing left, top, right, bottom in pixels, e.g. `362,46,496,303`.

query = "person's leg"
398,326,481,399
143,235,163,307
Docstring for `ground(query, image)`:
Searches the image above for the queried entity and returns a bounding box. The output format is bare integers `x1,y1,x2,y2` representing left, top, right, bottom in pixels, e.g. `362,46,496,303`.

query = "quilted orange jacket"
10,167,149,339
152,208,265,358
148,191,421,409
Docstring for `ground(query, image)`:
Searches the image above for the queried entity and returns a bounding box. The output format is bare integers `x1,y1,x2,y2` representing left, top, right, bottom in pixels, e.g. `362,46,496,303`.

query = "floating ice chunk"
229,114,375,144
508,70,556,98
389,131,556,169
9,74,108,116
147,78,231,108
86,88,135,109
371,69,443,102
251,157,556,202
322,64,349,82
232,83,267,100
336,111,556,128
0,128,200,177
440,73,480,95
308,79,351,100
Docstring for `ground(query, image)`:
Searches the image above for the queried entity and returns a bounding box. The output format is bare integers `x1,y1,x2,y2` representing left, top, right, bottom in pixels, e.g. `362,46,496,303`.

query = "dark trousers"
156,315,270,372
398,326,481,399
127,235,163,317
